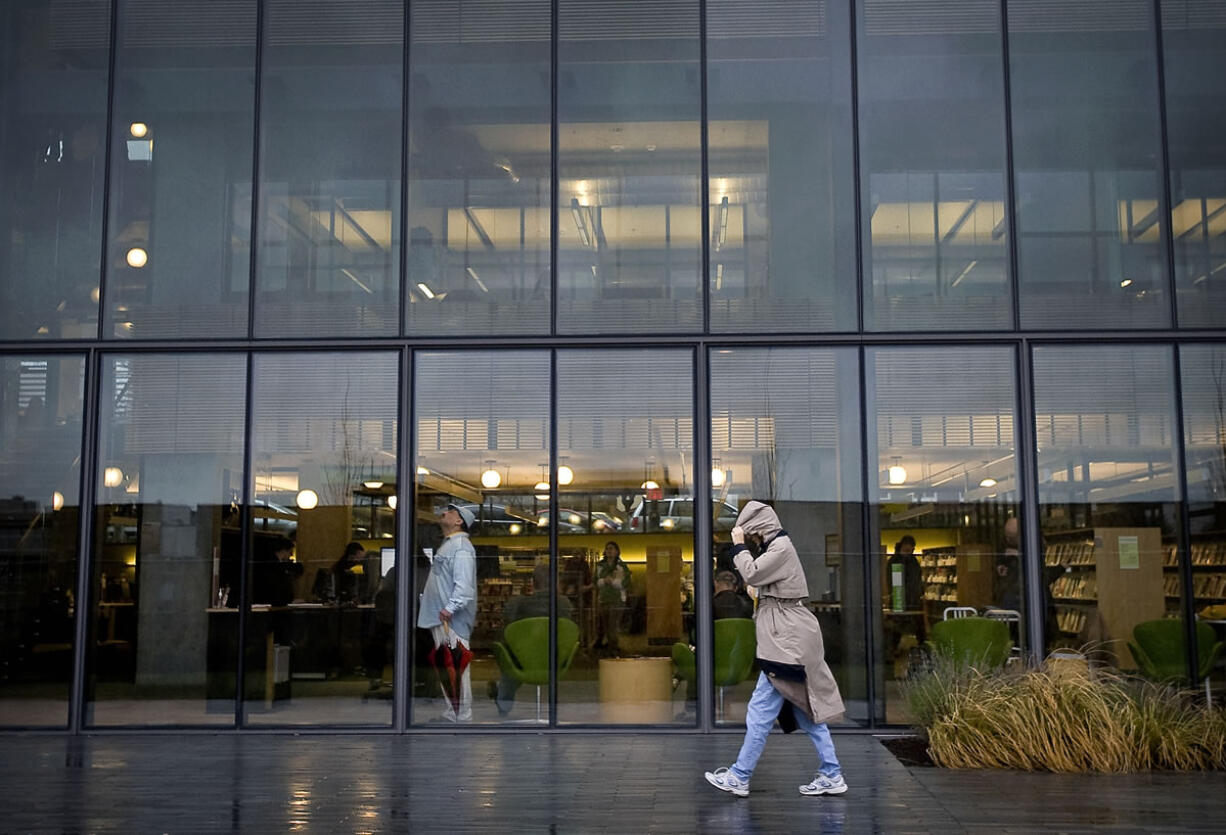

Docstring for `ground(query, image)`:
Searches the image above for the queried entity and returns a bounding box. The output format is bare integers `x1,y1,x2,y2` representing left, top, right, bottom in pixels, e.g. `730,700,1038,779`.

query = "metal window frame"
2,0,1223,735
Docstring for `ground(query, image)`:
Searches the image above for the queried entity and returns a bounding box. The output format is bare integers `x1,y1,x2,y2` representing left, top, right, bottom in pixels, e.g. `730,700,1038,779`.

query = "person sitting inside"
491,563,572,717
252,537,303,607
331,541,368,603
713,569,754,620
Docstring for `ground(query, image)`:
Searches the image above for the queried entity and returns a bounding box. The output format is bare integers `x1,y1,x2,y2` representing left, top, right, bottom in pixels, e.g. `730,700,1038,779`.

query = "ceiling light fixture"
481,462,502,489
557,464,574,486
979,477,998,488
103,466,124,488
715,196,729,251
387,495,397,510
129,122,148,138
126,247,148,268
296,489,319,510
465,266,489,293
570,198,592,248
416,282,435,300
363,480,384,490
887,459,907,485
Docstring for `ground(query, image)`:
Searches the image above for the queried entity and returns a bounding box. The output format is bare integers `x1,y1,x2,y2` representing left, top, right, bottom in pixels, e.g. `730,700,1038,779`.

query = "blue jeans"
731,672,841,782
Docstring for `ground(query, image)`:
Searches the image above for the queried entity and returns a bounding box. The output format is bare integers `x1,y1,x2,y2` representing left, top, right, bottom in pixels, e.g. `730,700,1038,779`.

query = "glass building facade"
2,0,1224,731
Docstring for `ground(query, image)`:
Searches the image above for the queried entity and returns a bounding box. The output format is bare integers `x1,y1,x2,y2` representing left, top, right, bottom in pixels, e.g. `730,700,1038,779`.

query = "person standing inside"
417,503,478,722
594,541,630,655
705,500,846,798
885,535,925,658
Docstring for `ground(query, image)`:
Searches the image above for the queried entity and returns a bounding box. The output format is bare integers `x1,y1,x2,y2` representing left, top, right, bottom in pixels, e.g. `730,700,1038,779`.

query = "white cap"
448,503,476,529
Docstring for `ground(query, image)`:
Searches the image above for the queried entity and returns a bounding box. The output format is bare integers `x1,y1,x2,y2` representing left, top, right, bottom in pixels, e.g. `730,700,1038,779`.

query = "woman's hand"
730,526,745,545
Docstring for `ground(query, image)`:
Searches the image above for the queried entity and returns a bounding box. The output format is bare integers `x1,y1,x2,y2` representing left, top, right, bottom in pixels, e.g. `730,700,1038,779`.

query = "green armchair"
672,617,756,718
928,616,1011,670
1128,619,1223,700
491,617,580,722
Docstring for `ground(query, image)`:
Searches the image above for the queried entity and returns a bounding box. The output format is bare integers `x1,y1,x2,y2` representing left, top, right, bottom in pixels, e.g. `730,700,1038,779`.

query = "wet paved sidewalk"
1,733,1223,833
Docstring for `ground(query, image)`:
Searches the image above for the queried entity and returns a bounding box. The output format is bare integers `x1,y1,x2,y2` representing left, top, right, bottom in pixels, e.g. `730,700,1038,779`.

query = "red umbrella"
426,623,473,716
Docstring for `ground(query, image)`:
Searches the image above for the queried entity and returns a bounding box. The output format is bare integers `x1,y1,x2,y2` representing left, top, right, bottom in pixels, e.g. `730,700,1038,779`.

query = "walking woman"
704,501,847,798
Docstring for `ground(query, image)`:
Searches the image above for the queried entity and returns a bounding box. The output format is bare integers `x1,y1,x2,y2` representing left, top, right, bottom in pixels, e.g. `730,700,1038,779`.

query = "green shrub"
902,653,1226,772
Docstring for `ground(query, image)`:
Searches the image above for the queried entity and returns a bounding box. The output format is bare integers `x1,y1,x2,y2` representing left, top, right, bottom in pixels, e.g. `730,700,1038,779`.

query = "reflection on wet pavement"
3,734,1223,833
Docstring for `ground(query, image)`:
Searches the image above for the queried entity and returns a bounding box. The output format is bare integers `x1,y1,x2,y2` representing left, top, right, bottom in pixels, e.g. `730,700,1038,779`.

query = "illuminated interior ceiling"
260,112,1225,271
870,200,1006,247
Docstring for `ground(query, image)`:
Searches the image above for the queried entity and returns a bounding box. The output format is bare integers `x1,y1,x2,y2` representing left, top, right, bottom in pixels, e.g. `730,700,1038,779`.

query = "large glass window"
859,1,1012,331
556,350,693,725
706,0,856,332
1177,344,1226,696
405,0,551,336
413,351,549,725
1163,3,1226,327
867,347,1021,723
557,1,702,334
1009,1,1170,329
253,0,403,337
0,1,109,340
710,348,865,725
87,354,246,726
1033,346,1182,672
103,1,256,339
0,355,85,726
244,352,399,726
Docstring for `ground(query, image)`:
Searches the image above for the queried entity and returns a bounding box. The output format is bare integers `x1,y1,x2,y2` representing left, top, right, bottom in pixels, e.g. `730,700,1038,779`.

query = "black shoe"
486,680,499,701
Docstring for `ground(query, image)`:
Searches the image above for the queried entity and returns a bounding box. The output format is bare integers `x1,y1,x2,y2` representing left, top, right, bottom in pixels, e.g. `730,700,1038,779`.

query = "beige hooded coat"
732,501,845,725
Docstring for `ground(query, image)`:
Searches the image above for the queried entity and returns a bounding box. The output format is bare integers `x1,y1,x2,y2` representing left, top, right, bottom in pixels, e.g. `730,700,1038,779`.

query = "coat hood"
735,500,782,539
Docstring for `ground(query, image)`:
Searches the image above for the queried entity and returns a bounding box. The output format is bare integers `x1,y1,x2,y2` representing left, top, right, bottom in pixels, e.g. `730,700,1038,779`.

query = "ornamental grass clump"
903,653,1226,772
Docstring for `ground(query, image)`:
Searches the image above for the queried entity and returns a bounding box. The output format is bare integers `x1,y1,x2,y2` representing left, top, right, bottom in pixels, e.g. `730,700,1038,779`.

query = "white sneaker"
704,766,749,797
799,773,847,796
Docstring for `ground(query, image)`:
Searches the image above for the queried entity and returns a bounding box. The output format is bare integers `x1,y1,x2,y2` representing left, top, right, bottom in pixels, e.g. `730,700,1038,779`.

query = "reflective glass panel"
1033,346,1182,671
556,350,693,725
1009,1,1169,328
867,347,1021,724
104,0,256,339
710,348,865,725
244,352,399,725
253,0,403,337
706,0,856,332
405,0,551,336
1163,3,1226,327
859,0,1011,331
88,354,246,726
1177,344,1226,696
413,351,549,725
0,356,84,726
0,0,108,340
557,1,702,334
